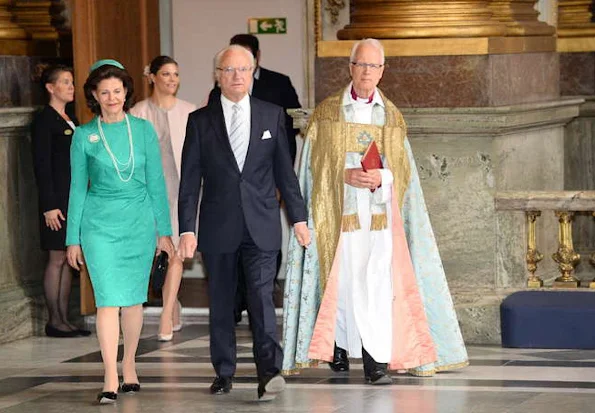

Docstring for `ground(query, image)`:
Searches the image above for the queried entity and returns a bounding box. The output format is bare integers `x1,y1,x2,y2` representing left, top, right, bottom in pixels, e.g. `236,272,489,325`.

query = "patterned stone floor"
2,323,595,412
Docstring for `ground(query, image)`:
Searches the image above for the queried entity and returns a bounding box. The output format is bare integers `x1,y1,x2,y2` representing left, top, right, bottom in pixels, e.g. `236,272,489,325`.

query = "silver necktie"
229,104,248,171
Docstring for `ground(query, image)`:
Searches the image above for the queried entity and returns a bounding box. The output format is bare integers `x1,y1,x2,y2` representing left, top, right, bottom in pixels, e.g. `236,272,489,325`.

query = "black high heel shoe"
45,324,78,338
96,391,117,404
121,383,141,393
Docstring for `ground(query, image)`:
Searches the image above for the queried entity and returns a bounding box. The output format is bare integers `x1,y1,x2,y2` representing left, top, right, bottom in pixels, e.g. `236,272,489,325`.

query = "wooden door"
71,0,160,314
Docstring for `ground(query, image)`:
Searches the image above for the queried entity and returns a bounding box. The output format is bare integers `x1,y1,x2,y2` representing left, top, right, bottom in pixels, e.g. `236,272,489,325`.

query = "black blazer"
178,96,306,254
30,105,78,213
209,67,301,163
252,67,301,162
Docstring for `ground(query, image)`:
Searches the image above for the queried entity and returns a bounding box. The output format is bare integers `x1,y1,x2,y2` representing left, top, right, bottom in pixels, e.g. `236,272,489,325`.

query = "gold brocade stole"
307,89,411,292
341,123,388,233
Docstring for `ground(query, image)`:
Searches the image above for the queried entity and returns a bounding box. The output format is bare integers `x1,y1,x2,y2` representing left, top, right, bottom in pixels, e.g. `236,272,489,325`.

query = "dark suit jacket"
178,95,306,254
31,104,78,213
209,67,301,163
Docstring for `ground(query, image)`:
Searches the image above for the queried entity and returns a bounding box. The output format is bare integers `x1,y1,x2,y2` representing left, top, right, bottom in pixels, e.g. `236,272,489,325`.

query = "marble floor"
1,323,595,413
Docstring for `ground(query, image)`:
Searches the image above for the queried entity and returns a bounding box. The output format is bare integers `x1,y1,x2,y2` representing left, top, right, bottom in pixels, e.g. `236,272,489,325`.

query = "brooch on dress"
88,133,99,143
64,129,72,136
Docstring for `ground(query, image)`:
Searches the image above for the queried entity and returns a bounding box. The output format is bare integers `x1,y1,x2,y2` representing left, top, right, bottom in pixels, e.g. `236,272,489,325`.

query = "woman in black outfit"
31,64,90,337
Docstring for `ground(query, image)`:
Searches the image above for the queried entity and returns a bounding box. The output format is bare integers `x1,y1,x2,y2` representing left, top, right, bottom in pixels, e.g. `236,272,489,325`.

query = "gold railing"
495,191,595,289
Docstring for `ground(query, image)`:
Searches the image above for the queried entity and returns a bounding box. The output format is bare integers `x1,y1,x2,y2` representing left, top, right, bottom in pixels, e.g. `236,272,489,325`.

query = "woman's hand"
66,245,84,270
43,209,65,231
157,236,175,258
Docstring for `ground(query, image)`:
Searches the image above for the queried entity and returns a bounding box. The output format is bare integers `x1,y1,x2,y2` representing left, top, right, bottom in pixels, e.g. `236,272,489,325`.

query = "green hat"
89,59,125,73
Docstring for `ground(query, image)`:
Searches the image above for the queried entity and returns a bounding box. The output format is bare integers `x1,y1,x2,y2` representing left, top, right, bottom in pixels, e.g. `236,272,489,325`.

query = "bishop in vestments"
282,39,468,383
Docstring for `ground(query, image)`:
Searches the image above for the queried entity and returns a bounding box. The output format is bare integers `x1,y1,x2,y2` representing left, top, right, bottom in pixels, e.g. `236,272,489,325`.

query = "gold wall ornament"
337,0,507,40
525,211,544,288
0,0,27,40
552,211,581,288
489,0,555,36
10,0,60,40
325,0,346,25
557,0,595,38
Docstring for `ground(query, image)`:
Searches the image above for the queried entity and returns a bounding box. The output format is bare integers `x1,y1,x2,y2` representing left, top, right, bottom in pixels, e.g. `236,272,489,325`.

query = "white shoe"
157,333,173,342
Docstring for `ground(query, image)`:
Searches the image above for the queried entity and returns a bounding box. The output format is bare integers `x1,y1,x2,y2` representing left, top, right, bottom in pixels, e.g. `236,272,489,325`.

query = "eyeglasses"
350,62,384,70
216,66,254,75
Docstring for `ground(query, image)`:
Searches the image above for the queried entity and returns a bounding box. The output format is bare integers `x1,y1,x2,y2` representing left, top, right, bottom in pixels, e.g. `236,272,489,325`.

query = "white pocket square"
261,130,272,140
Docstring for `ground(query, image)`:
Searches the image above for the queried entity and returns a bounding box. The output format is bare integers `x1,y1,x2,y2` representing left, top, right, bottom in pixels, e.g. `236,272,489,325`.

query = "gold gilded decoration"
557,0,595,38
370,213,387,231
0,0,27,41
337,0,507,40
525,211,543,288
307,88,409,293
345,123,384,153
489,1,555,36
325,0,345,25
341,214,360,232
11,0,60,40
317,37,557,57
552,211,581,288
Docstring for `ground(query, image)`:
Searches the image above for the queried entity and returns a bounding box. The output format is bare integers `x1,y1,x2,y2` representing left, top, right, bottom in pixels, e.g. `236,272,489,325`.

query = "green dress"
66,115,172,307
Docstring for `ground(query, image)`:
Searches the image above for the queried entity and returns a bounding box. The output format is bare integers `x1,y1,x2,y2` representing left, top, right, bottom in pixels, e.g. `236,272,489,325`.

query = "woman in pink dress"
131,56,197,341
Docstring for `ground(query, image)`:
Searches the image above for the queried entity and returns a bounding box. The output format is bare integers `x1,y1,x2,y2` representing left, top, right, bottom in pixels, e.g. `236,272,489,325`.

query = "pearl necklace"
97,114,135,182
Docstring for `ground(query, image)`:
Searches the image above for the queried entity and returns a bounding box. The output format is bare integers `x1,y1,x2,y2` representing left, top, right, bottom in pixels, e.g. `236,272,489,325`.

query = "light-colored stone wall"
291,98,582,344
0,108,47,343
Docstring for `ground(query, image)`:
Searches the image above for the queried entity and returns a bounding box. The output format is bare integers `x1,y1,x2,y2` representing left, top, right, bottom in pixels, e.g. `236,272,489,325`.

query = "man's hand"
344,168,381,190
66,245,84,270
294,222,311,248
177,233,197,259
44,209,65,231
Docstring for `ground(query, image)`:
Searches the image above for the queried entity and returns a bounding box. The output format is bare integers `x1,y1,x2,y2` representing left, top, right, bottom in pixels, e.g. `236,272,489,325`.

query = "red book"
361,140,382,192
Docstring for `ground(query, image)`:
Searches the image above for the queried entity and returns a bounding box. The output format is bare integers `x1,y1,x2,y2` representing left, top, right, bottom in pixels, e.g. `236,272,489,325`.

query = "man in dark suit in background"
230,34,301,164
178,45,310,401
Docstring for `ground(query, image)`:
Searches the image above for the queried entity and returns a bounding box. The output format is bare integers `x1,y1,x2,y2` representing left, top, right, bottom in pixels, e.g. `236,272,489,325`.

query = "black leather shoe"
121,383,141,393
362,348,393,385
328,344,350,372
257,373,285,401
45,324,78,338
96,391,117,404
210,376,232,394
75,328,92,337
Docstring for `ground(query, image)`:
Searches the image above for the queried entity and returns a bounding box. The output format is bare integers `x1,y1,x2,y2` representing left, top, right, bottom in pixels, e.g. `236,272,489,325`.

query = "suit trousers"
202,224,282,379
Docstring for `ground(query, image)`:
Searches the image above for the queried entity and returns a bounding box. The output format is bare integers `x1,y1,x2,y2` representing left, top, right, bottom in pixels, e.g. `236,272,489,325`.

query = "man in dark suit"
178,45,310,401
227,34,302,323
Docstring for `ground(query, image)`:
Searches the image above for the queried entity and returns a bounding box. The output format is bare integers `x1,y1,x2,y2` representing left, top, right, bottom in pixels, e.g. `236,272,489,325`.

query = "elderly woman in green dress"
66,59,174,404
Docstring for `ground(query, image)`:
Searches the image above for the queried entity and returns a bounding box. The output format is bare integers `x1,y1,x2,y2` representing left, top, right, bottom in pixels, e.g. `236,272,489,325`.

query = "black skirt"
38,198,68,251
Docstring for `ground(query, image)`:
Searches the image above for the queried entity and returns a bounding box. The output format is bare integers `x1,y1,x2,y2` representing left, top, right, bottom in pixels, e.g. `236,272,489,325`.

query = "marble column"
557,1,595,275
0,107,47,344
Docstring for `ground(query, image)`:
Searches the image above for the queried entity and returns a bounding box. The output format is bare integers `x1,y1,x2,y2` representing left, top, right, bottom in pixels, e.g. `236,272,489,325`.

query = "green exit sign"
248,18,287,34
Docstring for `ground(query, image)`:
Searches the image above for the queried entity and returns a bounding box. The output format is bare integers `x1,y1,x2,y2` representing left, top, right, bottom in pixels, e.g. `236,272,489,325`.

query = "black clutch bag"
151,251,169,292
